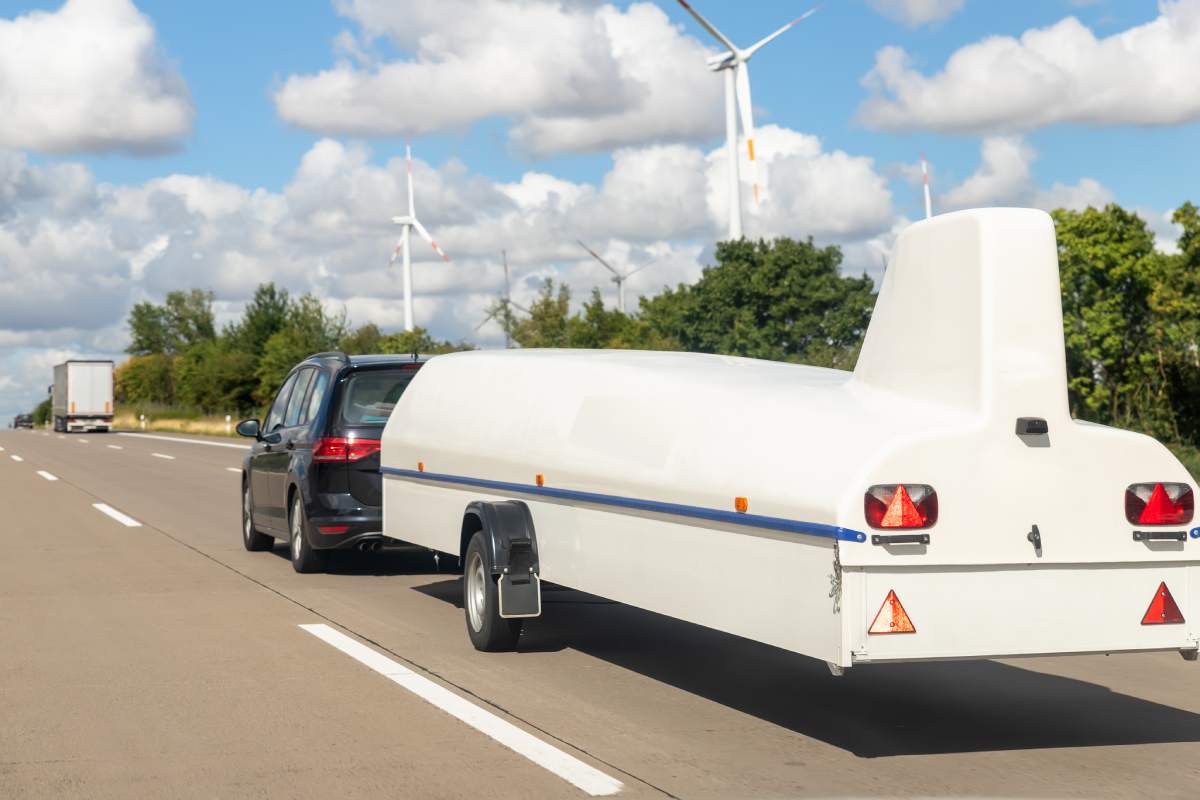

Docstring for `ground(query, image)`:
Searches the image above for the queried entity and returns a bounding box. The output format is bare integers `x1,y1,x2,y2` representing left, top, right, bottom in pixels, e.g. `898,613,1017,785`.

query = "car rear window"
339,368,419,426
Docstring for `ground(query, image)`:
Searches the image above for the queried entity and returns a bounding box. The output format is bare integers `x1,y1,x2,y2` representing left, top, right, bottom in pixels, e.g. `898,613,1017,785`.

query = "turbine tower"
577,240,657,315
921,154,933,219
388,143,449,332
477,250,530,348
677,1,818,241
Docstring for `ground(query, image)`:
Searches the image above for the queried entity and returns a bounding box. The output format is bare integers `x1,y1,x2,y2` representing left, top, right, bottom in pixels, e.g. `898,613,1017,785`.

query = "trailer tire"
463,531,521,651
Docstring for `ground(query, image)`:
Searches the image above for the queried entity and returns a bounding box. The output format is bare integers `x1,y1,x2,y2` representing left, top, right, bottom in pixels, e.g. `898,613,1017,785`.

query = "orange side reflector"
535,473,545,487
1141,581,1185,625
417,462,424,473
734,496,748,513
869,590,916,635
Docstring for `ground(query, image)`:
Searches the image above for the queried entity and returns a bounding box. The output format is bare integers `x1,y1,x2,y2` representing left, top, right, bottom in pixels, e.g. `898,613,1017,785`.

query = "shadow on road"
413,577,1200,758
268,544,458,577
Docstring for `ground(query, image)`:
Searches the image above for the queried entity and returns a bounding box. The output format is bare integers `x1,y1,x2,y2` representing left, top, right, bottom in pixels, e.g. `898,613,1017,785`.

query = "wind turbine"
921,154,933,219
477,250,530,348
676,1,818,241
388,143,449,332
577,240,658,315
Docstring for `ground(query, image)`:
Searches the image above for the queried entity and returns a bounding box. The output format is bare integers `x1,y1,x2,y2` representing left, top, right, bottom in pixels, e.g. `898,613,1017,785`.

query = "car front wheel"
242,480,273,552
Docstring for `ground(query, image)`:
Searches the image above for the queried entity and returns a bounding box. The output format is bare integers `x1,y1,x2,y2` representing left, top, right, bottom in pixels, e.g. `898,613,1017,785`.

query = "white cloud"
867,0,965,27
0,126,895,417
0,0,192,154
859,0,1200,133
939,136,1114,212
274,0,723,156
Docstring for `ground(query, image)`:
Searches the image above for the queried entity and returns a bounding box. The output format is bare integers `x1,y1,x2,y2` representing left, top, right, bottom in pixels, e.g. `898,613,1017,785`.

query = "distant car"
13,414,34,429
237,351,428,572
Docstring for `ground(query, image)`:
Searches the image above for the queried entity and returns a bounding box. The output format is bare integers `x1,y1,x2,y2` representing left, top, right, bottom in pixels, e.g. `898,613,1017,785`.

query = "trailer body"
53,360,114,433
380,208,1200,667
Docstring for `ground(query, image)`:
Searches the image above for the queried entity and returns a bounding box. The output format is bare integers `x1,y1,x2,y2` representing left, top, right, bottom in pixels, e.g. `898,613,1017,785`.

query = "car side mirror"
235,419,261,439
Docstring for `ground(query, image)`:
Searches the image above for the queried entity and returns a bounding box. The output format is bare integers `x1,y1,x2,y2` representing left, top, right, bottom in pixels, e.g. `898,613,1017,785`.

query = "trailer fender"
462,501,541,619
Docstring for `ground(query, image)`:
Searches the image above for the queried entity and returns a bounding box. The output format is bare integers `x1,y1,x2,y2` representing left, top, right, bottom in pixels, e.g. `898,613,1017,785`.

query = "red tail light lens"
312,437,381,462
1125,483,1193,525
865,484,938,529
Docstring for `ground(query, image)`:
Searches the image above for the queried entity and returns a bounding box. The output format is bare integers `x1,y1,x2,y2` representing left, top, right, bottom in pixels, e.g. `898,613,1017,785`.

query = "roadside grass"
114,408,250,438
1167,442,1200,484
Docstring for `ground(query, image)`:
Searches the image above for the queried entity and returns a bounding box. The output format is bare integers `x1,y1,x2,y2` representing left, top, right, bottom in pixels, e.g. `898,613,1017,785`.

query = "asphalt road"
3,427,1200,798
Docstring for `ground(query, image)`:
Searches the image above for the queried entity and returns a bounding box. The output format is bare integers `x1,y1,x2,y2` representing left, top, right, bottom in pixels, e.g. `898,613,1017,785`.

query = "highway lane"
5,427,1200,797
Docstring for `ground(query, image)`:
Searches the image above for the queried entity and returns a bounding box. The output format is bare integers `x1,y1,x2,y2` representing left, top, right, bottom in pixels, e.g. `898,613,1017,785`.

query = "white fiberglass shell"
383,208,1193,570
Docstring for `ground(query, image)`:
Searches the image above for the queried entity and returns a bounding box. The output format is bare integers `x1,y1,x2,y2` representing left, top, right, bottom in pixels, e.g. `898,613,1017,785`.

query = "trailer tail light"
1141,581,1185,625
869,590,916,634
864,484,938,529
312,437,381,462
1125,483,1193,525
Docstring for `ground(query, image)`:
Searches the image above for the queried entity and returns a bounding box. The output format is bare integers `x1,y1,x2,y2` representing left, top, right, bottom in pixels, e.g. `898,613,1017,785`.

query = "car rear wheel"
463,531,522,651
290,493,327,573
242,480,272,552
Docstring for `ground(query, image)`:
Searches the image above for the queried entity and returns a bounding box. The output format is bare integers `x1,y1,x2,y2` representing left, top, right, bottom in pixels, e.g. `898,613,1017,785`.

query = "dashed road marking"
300,623,624,797
152,453,176,460
36,471,58,482
225,467,241,473
92,503,142,528
10,455,23,462
107,445,123,450
78,438,89,444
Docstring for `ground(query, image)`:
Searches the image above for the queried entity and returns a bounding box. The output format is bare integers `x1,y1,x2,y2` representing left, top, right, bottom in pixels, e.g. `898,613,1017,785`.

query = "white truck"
379,208,1200,669
52,360,115,433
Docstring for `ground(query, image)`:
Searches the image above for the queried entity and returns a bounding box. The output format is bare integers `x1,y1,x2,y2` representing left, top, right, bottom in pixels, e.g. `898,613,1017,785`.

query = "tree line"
77,201,1199,463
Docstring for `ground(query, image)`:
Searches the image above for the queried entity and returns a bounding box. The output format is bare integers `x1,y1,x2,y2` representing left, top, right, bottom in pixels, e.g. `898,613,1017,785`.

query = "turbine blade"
406,143,416,217
921,153,933,220
675,0,737,53
387,240,403,268
577,239,620,278
476,310,497,331
744,6,819,58
735,63,760,206
625,256,661,279
412,219,449,261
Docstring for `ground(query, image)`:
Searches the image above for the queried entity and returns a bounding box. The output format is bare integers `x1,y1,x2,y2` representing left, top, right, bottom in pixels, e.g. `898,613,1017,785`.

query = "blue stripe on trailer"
380,466,867,544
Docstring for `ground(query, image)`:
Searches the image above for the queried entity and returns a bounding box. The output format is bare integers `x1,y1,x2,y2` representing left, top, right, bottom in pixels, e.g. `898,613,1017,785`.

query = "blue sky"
1,0,1198,418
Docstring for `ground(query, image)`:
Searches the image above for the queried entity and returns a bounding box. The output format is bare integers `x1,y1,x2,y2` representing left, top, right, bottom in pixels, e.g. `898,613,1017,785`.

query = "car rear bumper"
307,510,389,550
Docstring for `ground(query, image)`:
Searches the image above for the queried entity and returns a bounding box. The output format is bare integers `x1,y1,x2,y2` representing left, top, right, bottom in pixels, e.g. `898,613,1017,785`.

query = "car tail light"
864,484,937,529
312,436,381,462
1125,483,1193,526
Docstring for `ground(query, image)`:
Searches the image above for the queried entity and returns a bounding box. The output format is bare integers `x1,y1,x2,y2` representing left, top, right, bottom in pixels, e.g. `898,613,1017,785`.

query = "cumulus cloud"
859,0,1200,133
867,0,965,27
0,126,896,417
939,136,1114,212
274,0,723,155
0,0,192,154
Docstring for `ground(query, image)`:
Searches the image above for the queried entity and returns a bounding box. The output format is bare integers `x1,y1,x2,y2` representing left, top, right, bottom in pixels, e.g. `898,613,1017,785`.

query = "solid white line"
36,470,58,482
152,452,176,460
10,455,23,462
107,444,123,450
225,467,241,473
92,503,142,527
299,624,623,797
117,432,249,450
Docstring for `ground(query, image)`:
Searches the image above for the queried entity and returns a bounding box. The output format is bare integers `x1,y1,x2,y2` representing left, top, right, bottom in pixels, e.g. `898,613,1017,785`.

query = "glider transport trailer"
380,208,1200,670
52,360,115,433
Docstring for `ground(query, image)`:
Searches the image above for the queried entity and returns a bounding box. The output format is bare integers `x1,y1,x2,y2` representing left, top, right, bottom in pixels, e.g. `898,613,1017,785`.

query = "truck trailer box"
52,360,115,433
380,208,1200,669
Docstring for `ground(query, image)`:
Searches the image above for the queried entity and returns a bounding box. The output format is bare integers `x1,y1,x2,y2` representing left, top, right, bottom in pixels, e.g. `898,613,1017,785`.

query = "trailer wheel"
463,531,522,651
241,479,272,552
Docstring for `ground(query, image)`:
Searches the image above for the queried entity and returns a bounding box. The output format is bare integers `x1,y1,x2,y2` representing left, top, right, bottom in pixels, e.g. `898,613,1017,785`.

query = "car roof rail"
308,351,350,363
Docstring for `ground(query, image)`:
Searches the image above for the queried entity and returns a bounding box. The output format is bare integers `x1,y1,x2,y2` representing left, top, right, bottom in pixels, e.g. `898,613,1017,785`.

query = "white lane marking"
0,445,5,451
225,467,241,473
151,452,176,460
107,445,123,450
57,435,65,440
78,438,89,444
300,624,623,797
41,432,49,437
36,470,58,482
10,455,23,462
117,432,249,451
92,503,142,527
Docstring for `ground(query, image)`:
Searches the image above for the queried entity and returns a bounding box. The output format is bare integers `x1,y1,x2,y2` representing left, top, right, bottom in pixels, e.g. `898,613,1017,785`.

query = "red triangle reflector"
881,485,923,528
869,590,916,635
1141,581,1185,625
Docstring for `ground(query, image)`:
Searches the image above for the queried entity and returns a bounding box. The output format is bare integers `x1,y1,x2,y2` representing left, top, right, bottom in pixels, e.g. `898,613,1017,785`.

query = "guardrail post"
140,414,146,430
225,414,232,434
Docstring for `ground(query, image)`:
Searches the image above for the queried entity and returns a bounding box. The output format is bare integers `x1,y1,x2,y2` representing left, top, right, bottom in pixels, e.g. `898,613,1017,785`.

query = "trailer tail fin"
854,208,1070,429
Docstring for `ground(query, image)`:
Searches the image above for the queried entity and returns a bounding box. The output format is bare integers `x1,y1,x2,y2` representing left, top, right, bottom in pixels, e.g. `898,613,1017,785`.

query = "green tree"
377,327,474,355
339,323,384,355
173,340,258,413
126,289,216,355
227,283,289,354
31,397,52,426
254,294,348,404
640,237,875,368
127,302,172,355
115,354,176,405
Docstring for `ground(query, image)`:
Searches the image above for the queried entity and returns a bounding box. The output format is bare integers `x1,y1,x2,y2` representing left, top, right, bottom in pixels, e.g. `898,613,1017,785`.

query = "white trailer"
380,208,1200,668
52,360,115,433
